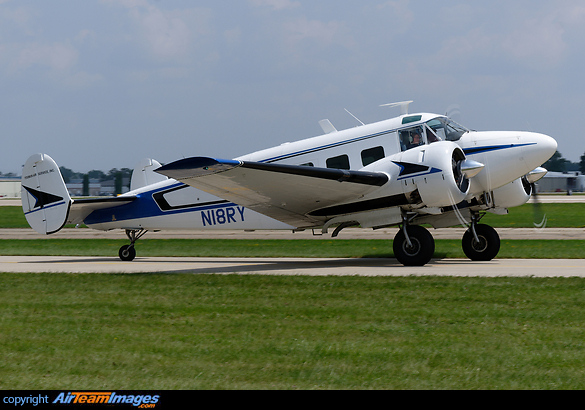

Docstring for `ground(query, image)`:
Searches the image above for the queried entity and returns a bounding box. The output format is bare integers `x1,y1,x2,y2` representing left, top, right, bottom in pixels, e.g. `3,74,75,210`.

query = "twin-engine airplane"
21,102,557,266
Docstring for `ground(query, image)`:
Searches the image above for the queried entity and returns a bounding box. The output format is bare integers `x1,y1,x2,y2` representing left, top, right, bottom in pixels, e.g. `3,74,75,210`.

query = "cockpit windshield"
425,117,469,141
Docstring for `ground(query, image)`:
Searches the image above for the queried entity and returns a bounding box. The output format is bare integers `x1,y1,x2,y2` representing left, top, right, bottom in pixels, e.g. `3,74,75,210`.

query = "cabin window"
326,154,350,170
399,126,424,151
361,146,385,166
402,115,422,124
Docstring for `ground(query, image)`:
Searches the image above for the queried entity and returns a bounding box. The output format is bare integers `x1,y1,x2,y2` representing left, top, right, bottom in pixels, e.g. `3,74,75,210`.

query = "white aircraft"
21,102,557,266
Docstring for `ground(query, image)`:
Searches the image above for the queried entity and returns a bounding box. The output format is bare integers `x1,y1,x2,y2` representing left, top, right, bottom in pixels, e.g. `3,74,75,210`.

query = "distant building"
0,177,21,198
65,179,102,196
64,177,130,197
99,177,131,196
537,171,585,193
1,175,132,198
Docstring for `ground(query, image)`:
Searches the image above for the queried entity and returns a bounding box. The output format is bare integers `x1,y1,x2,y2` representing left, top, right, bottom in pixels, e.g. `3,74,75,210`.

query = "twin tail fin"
21,154,72,235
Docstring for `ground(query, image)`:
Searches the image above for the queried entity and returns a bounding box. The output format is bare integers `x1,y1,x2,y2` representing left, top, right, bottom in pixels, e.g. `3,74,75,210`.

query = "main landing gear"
393,211,501,266
461,214,500,261
393,213,435,266
118,229,148,261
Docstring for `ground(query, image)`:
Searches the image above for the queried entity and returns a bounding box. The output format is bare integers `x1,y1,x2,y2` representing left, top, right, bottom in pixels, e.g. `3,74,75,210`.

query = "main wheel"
393,225,435,266
462,224,500,261
119,245,136,261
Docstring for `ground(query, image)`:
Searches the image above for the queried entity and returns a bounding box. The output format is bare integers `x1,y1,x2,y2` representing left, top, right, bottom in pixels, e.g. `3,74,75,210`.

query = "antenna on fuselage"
380,100,413,116
319,119,337,134
344,108,365,126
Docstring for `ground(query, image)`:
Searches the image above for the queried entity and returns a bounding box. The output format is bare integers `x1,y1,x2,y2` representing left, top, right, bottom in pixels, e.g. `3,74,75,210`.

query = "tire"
393,225,435,266
462,224,500,261
119,245,136,261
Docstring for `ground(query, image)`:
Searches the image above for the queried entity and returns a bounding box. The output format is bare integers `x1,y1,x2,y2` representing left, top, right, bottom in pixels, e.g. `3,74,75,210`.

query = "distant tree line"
59,166,132,196
543,151,585,174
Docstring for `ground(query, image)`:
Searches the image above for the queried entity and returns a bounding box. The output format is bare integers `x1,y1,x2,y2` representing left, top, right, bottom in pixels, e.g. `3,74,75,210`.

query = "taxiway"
1,256,584,277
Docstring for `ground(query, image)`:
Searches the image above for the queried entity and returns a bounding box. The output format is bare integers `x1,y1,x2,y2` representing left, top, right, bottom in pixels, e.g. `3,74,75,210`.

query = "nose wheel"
462,223,500,261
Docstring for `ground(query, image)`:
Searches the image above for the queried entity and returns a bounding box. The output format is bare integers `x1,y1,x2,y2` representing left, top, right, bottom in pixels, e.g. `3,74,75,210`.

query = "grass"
2,273,585,389
481,202,585,228
0,238,584,259
0,206,30,228
2,202,585,390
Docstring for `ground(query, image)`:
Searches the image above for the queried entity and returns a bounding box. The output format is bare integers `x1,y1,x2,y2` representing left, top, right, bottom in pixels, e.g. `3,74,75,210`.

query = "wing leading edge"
156,157,389,228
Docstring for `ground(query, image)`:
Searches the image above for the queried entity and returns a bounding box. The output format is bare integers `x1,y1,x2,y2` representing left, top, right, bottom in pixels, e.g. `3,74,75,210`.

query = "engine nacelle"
490,177,531,208
394,141,470,207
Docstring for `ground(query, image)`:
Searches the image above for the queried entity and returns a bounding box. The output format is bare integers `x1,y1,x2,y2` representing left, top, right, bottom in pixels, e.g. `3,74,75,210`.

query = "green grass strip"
0,238,584,259
2,273,585,389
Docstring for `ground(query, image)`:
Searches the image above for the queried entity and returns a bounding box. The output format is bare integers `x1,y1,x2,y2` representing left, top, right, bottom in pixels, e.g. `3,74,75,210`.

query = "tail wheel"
462,224,500,261
393,225,435,266
119,245,136,261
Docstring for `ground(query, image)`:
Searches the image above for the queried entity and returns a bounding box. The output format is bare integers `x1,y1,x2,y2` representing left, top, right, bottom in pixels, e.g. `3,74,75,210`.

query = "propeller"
525,167,548,229
451,149,480,193
445,104,462,123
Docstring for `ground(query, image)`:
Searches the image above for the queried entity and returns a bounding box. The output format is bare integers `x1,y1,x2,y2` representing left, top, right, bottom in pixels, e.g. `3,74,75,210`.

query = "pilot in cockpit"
408,132,424,150
411,132,421,146
399,127,425,151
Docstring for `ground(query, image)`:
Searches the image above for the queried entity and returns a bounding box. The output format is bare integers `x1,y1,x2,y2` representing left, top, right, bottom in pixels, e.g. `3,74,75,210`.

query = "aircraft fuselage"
84,112,556,233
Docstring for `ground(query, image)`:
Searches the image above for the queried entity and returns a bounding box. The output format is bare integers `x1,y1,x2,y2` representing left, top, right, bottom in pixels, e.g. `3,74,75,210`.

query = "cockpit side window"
426,117,469,142
426,119,447,141
425,124,441,143
399,126,424,151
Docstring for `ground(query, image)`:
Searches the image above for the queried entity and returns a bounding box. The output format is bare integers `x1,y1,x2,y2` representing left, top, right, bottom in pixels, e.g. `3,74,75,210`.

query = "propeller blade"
530,181,547,229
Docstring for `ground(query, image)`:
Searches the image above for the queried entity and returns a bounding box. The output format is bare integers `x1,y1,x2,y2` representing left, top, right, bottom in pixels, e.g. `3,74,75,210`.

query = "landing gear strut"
393,212,435,266
118,229,148,261
462,213,500,261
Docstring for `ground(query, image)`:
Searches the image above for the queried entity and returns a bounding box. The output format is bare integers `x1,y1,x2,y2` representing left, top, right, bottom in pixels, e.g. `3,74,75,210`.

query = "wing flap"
156,157,388,228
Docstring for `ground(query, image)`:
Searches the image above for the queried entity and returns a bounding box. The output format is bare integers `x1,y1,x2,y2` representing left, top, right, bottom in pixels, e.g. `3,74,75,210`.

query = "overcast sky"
1,0,584,174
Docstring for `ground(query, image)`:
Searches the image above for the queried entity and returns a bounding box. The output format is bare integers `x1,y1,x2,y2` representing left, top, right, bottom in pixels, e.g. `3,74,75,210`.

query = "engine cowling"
490,177,531,208
394,141,470,207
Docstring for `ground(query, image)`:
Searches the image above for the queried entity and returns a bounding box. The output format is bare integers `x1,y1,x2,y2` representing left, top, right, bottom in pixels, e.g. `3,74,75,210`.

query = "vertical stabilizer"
21,153,72,235
130,158,168,191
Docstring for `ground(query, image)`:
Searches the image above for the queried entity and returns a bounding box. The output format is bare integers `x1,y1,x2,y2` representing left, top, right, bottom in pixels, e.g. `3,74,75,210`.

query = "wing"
156,157,388,228
68,196,137,225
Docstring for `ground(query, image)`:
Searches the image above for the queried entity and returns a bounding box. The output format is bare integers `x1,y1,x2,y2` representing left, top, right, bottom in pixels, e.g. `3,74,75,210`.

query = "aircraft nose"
522,132,557,168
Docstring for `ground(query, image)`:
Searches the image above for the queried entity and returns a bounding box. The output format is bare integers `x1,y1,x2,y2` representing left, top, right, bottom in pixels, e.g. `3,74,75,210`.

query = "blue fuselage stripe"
83,184,238,225
463,143,535,155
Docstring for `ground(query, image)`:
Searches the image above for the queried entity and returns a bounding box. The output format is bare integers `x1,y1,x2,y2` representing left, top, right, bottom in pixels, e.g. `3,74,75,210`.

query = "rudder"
130,158,168,191
21,153,72,234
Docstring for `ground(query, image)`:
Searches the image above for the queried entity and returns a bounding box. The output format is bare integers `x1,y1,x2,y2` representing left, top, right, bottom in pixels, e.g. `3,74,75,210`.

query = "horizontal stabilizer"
156,157,389,228
67,196,137,225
